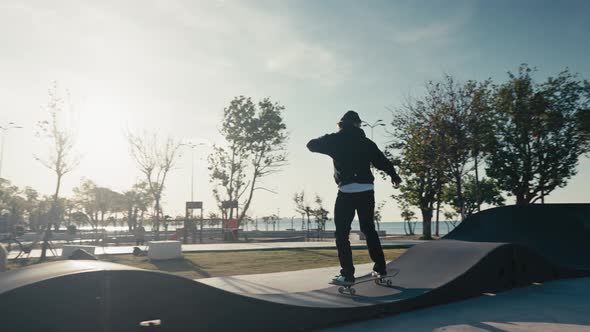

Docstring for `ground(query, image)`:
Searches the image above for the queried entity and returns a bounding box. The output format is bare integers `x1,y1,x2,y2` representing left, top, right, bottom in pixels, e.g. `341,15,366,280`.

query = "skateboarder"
307,110,402,285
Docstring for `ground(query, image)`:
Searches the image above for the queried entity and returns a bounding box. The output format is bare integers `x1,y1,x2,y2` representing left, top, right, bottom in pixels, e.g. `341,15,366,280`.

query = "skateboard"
330,269,400,295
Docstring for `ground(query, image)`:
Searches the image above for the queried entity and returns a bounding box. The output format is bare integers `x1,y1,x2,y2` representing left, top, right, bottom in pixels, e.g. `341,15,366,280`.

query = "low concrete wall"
148,241,182,260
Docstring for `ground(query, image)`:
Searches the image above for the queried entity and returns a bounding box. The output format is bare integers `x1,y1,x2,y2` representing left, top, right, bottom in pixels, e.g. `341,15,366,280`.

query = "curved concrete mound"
1,204,589,331
445,203,590,269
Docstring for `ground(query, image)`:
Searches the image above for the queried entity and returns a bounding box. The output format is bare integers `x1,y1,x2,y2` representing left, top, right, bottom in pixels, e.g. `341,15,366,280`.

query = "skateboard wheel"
338,287,345,294
350,288,356,295
387,280,393,286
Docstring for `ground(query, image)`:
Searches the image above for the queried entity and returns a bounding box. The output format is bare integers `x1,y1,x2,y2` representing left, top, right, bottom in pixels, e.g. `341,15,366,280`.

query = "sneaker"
372,270,387,277
332,275,355,285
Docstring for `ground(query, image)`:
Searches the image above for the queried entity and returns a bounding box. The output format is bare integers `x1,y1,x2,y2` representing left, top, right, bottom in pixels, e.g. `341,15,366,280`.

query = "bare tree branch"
127,131,181,239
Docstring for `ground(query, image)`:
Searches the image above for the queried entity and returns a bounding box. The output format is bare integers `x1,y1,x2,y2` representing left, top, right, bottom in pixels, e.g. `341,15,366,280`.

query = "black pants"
334,190,386,279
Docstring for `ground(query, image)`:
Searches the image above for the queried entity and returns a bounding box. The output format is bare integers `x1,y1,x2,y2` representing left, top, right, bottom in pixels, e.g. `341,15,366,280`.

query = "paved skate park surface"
320,277,590,332
202,267,590,331
1,204,589,331
198,262,378,294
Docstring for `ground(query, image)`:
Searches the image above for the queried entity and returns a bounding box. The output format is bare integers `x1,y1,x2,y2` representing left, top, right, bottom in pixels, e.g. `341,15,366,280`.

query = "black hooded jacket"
307,127,398,186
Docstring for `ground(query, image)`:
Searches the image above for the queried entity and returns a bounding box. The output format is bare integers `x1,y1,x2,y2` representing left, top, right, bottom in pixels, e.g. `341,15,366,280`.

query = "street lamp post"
361,119,386,141
0,122,23,178
362,120,385,174
180,142,206,201
180,141,207,244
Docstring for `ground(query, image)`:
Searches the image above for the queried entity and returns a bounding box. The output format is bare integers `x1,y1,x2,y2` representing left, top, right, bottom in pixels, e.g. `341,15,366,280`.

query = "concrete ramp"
445,203,590,269
1,204,589,331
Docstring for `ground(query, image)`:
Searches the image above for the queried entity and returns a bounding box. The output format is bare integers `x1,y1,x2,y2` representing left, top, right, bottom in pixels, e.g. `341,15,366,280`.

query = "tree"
128,132,181,240
73,179,128,229
421,76,472,221
312,194,330,232
485,65,590,204
122,182,153,231
72,179,100,228
70,211,90,227
62,197,76,227
374,201,386,231
0,178,18,210
209,96,288,228
208,145,248,221
389,106,444,240
0,184,55,233
575,105,590,151
50,197,67,231
206,212,222,228
464,80,495,212
0,179,25,232
419,76,496,222
443,210,460,233
21,187,41,230
93,187,123,227
399,203,417,236
238,98,288,222
293,191,313,234
35,82,78,261
241,215,254,231
443,176,504,217
261,215,273,231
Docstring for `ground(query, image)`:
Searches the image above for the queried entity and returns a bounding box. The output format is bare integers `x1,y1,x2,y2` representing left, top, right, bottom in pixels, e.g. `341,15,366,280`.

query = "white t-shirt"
339,182,374,193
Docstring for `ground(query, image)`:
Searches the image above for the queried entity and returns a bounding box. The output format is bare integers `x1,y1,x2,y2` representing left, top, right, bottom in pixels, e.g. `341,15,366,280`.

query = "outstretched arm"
370,142,402,186
307,134,337,156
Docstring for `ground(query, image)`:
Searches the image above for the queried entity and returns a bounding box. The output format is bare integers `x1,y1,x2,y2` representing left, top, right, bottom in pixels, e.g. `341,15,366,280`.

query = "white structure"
148,241,182,260
349,233,361,241
0,243,7,272
61,245,96,259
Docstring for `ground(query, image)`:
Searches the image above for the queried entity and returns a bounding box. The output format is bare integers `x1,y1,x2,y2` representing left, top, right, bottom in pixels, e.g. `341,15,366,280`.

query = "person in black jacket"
307,110,402,285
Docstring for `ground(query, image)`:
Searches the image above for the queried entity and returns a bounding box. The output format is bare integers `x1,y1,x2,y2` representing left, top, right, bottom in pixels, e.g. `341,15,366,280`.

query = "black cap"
340,110,362,124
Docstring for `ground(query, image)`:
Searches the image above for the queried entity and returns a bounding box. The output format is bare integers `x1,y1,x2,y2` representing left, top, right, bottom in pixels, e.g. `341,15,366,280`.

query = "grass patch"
99,248,406,279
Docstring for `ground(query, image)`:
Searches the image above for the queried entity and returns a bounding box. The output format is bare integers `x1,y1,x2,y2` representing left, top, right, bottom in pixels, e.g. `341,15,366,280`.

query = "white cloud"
392,21,458,45
150,0,352,86
389,3,473,46
265,41,350,86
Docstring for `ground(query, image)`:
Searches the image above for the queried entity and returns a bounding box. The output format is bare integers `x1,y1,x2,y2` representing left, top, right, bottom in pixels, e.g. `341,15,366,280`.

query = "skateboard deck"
329,269,400,295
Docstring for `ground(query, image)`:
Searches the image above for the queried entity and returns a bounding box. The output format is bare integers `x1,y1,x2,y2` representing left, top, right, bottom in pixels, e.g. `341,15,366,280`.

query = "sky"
0,0,589,221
